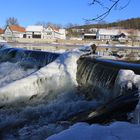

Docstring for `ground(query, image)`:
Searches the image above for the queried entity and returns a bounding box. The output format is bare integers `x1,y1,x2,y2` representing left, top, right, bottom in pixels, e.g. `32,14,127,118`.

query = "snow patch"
48,122,140,140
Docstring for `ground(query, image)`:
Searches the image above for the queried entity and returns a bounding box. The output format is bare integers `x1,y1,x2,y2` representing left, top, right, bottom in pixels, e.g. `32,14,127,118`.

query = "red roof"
9,25,25,33
0,28,4,34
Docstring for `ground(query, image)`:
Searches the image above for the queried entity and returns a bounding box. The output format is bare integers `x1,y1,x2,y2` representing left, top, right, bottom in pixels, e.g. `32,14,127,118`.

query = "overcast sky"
0,0,139,27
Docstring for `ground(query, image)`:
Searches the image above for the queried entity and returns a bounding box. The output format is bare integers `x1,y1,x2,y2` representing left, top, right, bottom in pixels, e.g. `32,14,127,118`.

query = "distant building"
113,33,129,43
83,33,96,40
26,25,44,39
43,25,66,39
25,25,66,40
96,29,120,40
96,28,131,42
82,28,97,40
4,25,25,40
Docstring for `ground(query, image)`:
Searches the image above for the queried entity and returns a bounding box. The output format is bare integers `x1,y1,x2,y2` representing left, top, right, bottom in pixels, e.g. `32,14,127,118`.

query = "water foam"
0,45,140,139
0,48,101,139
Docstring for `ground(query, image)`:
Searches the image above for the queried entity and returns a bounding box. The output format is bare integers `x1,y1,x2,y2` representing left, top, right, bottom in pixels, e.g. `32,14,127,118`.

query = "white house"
25,25,66,40
96,29,120,40
26,25,44,39
43,25,66,39
4,25,25,40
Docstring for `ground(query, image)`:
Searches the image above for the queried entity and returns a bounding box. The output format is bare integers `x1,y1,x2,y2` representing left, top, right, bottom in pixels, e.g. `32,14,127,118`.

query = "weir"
1,45,140,138
69,56,140,123
77,56,140,102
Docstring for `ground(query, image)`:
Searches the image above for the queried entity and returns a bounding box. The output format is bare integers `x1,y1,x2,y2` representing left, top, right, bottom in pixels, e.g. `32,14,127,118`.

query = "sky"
0,0,139,28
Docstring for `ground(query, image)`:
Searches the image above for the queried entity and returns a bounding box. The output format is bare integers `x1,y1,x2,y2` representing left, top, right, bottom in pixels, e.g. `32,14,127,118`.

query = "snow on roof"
26,25,43,32
98,29,120,36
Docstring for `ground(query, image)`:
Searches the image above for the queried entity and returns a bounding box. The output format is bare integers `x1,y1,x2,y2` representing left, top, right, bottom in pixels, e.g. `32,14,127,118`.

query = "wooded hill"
71,18,140,30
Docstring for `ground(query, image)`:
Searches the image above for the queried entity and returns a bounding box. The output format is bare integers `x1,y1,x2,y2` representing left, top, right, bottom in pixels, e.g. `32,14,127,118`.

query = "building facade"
26,25,44,39
96,29,130,41
96,29,120,40
25,25,66,40
4,25,25,40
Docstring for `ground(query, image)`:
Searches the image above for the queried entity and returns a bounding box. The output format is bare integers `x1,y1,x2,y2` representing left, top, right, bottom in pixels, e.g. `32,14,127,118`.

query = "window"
47,32,52,35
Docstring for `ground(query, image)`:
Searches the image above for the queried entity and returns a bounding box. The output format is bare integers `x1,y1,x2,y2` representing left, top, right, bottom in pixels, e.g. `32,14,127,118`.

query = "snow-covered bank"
48,122,140,140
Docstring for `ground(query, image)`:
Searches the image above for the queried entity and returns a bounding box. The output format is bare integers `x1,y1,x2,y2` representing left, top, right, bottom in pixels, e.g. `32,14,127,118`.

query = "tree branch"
87,0,130,21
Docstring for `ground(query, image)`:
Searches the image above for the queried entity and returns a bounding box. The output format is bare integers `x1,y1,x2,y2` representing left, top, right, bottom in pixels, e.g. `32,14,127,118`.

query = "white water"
0,46,140,140
47,70,140,140
0,50,83,106
0,48,100,139
0,62,37,87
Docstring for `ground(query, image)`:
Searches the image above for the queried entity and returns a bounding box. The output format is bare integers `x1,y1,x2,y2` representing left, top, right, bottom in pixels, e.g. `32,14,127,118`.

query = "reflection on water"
7,42,81,52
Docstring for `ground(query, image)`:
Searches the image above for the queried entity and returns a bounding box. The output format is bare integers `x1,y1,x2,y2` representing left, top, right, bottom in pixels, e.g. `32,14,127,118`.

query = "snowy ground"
48,122,140,140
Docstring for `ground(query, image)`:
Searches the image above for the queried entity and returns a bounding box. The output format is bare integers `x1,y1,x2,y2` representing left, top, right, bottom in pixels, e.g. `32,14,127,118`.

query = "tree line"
70,18,140,30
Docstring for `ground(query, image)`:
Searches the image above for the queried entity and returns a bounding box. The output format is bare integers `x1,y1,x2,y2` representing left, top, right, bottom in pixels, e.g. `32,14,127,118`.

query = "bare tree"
87,0,131,21
36,21,49,28
6,17,19,26
36,21,63,28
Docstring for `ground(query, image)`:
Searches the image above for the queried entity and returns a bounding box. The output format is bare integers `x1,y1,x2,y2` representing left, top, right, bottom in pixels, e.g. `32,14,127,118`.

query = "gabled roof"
26,25,43,32
0,28,4,34
47,25,59,32
9,25,25,33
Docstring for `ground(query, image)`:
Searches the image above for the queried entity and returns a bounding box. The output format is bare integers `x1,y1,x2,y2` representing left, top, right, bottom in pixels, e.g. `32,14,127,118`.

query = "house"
25,25,66,40
43,25,66,39
4,25,25,40
112,33,127,41
26,25,44,39
96,29,120,40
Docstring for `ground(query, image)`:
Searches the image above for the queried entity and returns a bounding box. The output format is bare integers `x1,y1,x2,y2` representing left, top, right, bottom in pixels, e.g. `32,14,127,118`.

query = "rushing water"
0,46,100,139
77,57,140,102
0,62,37,87
0,45,140,139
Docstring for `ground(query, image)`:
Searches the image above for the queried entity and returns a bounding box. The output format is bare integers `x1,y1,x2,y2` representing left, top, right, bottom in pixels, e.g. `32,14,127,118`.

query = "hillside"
70,18,140,30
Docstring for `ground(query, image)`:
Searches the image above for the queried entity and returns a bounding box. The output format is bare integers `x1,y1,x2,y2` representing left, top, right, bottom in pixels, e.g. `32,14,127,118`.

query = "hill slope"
71,18,140,30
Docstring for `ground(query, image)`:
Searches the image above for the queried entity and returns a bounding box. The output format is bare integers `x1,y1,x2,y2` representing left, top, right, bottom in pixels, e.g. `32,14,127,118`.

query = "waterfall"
77,56,140,103
0,44,140,139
